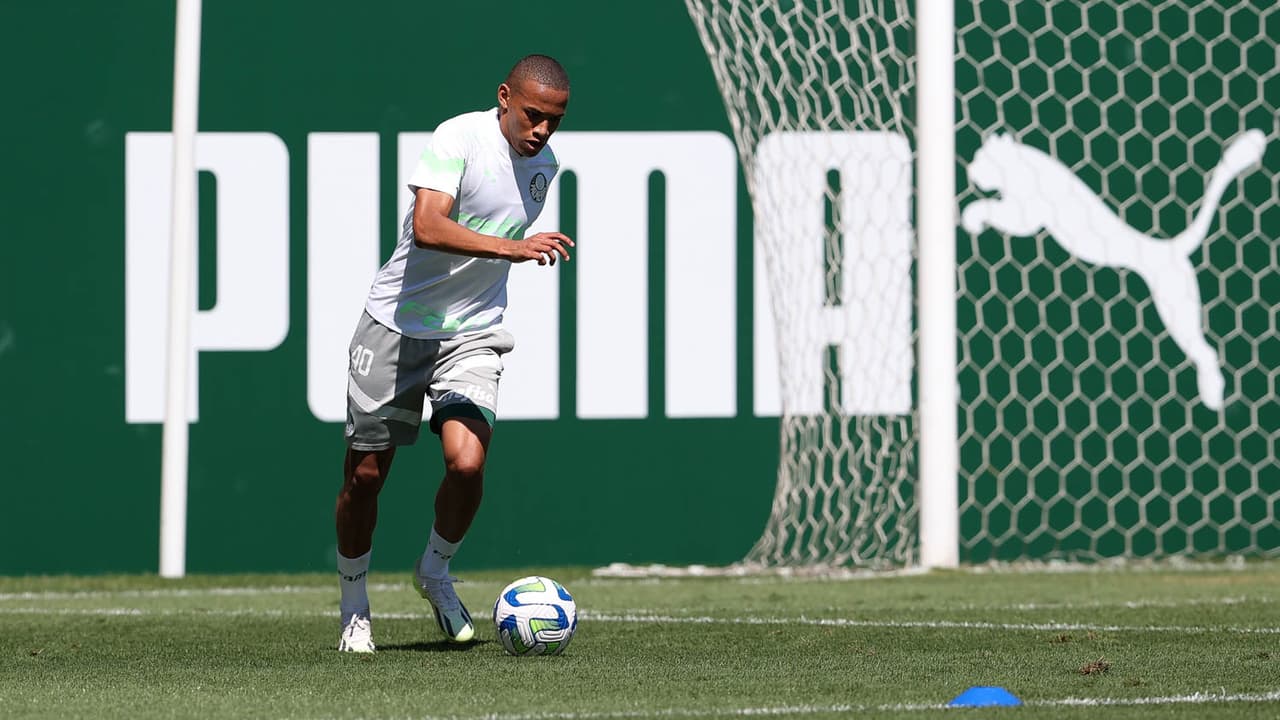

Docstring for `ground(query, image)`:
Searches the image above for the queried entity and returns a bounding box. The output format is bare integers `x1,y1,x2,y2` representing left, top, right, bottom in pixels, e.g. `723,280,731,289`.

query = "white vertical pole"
915,0,959,568
161,0,203,579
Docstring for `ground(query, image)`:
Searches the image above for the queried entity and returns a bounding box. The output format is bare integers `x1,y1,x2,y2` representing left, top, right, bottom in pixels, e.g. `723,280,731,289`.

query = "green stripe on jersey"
419,147,464,175
457,212,528,239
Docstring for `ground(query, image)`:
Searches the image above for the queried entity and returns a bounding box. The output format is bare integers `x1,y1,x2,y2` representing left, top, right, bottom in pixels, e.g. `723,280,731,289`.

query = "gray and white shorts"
345,311,515,450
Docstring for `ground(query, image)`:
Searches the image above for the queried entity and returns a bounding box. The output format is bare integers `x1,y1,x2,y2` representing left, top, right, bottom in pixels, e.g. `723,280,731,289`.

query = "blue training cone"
948,686,1023,707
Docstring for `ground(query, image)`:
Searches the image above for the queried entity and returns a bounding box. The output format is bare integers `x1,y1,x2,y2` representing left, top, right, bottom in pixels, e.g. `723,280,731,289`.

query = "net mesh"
685,0,1278,568
955,0,1278,561
686,0,919,567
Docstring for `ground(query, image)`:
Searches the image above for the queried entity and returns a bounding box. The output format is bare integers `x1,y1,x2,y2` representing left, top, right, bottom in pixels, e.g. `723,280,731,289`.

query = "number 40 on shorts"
351,345,374,376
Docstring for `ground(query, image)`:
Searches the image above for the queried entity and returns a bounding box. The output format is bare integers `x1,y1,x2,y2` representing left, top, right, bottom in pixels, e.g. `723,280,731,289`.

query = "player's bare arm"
412,187,574,266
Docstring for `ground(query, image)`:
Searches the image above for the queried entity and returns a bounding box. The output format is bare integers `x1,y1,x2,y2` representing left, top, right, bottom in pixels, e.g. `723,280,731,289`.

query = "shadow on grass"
379,639,493,653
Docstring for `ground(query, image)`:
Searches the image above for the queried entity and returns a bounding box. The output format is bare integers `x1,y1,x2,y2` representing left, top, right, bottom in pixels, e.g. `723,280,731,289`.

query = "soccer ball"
492,575,577,656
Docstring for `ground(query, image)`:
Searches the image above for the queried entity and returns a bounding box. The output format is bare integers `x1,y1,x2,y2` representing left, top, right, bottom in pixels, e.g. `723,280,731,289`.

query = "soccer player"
334,54,572,653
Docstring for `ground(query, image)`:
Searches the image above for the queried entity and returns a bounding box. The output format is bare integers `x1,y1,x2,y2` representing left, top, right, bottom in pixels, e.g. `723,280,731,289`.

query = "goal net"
686,0,920,568
953,1,1276,561
686,0,1278,567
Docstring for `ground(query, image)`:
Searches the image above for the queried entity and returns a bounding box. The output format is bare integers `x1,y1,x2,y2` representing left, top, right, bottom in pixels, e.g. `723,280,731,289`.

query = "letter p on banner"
125,132,290,422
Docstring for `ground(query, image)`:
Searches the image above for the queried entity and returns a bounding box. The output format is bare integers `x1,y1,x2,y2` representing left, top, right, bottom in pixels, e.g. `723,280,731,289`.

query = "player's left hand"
509,231,575,266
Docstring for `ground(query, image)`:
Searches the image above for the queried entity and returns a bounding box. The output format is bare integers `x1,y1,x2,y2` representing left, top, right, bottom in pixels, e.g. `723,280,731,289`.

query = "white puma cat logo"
960,130,1266,410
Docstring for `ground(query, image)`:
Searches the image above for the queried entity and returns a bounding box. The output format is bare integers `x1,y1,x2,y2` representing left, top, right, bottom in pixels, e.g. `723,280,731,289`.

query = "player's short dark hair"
506,54,570,91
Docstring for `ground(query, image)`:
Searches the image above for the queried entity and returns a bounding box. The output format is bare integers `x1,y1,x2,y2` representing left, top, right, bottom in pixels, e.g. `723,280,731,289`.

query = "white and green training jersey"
364,108,559,338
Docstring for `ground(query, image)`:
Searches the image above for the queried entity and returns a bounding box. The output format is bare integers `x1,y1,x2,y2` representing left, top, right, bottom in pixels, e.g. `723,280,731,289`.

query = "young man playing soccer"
334,54,572,653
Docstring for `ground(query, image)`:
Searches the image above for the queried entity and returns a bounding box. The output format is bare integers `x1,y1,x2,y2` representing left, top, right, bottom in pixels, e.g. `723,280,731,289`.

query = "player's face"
498,80,569,157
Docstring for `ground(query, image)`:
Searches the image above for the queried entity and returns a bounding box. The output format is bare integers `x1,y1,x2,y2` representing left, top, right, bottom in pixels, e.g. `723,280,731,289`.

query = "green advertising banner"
2,1,1275,576
1,1,777,575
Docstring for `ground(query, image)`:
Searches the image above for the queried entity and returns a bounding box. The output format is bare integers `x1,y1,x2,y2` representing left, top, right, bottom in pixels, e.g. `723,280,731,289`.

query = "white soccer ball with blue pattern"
492,575,577,656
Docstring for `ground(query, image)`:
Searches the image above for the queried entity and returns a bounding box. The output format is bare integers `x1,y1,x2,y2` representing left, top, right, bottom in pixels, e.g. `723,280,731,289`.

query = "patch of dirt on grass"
1080,657,1111,675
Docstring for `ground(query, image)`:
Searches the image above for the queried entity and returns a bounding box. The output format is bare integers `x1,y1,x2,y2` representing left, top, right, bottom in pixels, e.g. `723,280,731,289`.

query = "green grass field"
2,562,1277,719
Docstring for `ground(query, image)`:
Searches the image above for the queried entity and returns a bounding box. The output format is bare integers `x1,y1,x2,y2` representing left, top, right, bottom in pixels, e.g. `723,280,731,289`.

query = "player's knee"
444,453,485,483
345,455,387,498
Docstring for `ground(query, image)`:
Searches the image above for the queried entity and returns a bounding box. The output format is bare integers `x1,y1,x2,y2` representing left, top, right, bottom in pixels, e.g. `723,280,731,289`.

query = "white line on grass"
2,606,1278,635
0,584,403,601
322,689,1280,719
588,611,1280,635
1035,689,1280,707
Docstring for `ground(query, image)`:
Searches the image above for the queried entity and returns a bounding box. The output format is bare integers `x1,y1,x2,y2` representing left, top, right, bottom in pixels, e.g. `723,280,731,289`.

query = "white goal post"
914,0,958,568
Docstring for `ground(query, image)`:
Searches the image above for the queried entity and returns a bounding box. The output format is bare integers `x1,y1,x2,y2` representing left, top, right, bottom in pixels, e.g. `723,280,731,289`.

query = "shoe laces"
342,612,371,636
422,576,463,611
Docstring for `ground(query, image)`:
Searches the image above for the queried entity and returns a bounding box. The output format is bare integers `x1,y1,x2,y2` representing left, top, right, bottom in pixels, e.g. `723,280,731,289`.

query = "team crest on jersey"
528,172,548,203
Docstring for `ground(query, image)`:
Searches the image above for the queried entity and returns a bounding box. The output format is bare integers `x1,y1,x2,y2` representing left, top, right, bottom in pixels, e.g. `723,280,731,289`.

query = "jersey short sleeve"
408,118,467,199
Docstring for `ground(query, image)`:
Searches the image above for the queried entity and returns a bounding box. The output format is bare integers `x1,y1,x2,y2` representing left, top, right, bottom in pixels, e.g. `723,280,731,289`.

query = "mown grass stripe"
3,606,1278,635
1,586,1270,612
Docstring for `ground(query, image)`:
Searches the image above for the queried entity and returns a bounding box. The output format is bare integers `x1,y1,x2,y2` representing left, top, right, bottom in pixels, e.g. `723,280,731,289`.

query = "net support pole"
915,1,959,568
160,0,203,579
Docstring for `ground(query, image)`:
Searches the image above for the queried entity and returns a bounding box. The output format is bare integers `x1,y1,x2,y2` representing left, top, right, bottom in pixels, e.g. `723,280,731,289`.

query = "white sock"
337,549,371,616
419,528,462,579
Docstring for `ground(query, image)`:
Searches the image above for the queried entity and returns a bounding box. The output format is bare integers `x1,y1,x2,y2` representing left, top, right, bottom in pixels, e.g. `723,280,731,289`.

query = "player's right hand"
508,232,575,266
